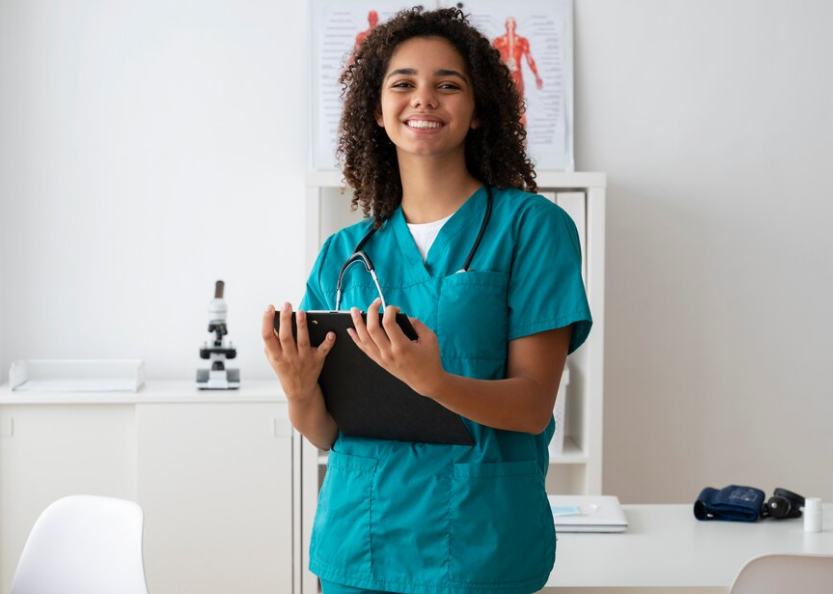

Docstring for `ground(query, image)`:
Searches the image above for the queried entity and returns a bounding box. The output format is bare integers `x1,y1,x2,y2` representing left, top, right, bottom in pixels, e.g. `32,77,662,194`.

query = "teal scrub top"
300,186,592,594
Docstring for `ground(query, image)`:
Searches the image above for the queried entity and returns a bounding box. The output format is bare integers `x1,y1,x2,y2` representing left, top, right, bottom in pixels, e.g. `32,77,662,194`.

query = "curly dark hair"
337,6,538,228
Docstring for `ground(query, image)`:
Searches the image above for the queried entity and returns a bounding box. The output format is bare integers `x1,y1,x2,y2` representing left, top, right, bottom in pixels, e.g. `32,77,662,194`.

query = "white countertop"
0,380,287,404
546,503,833,588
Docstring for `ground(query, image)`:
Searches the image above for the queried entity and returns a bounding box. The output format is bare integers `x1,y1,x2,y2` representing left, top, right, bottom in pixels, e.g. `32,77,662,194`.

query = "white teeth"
407,120,442,129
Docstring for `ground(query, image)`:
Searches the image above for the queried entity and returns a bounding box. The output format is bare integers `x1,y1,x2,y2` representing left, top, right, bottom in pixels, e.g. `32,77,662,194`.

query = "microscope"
196,280,240,390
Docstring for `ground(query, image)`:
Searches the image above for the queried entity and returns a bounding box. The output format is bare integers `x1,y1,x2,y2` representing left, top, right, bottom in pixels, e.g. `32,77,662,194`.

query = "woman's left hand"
347,298,446,397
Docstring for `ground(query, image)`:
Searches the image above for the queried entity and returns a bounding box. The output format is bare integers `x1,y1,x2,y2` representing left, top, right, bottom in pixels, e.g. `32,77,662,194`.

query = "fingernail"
281,302,289,311
265,304,273,313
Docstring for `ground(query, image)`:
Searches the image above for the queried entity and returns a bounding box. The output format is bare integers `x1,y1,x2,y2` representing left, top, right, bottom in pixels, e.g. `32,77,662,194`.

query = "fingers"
365,298,391,352
262,305,282,359
296,309,338,361
348,305,380,360
295,309,310,350
277,302,297,357
263,301,336,381
314,328,337,361
262,305,278,342
348,306,367,343
382,304,409,351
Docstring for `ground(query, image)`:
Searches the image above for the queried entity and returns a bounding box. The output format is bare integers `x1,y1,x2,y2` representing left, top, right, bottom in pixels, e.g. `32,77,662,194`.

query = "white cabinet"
0,383,298,594
0,404,137,594
303,171,606,594
137,403,293,594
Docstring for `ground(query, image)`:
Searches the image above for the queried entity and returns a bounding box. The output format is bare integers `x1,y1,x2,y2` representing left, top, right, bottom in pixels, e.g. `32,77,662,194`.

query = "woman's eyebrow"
386,68,417,79
386,68,469,83
435,69,468,82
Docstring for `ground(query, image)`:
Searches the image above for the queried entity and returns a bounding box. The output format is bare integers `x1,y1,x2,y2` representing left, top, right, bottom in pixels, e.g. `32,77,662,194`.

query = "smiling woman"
376,37,479,176
374,36,479,167
336,7,536,228
261,7,592,594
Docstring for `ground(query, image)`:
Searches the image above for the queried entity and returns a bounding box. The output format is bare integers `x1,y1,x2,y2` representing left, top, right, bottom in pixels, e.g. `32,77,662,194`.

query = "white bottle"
804,497,823,533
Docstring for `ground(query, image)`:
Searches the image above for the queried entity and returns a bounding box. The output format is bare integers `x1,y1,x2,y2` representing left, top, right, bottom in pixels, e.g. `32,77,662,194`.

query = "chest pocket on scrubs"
437,270,509,367
449,460,555,583
310,449,378,573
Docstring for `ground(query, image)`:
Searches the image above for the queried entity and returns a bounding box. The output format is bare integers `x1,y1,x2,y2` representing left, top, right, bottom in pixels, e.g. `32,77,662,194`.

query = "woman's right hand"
262,302,336,402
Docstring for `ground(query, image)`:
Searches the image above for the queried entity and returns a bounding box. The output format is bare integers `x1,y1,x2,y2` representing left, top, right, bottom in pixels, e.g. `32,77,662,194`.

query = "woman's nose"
411,86,438,109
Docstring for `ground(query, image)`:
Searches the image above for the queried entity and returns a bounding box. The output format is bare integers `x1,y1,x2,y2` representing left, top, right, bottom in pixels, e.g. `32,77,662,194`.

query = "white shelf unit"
302,171,605,594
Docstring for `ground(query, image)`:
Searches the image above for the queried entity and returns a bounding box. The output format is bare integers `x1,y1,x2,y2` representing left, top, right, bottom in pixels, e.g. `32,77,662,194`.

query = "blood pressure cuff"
694,485,765,522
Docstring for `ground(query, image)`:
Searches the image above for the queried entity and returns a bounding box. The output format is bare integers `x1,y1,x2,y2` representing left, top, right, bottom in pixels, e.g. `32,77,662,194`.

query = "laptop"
548,495,629,533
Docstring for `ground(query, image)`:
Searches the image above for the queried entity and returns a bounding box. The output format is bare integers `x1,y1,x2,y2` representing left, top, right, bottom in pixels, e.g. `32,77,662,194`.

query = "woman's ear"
470,115,480,130
375,103,384,127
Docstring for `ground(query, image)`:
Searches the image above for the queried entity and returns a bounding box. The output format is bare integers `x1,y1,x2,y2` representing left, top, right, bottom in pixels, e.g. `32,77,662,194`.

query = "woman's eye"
389,82,460,90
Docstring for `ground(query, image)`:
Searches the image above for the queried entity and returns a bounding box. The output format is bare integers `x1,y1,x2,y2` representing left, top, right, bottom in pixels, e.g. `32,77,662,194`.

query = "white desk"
544,504,833,590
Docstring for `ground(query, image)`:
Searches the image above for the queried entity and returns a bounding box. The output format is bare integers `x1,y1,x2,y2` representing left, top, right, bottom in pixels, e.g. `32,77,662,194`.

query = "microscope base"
196,368,240,390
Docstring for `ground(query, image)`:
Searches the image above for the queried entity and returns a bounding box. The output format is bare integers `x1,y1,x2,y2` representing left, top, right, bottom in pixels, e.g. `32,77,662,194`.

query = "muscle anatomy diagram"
492,17,543,127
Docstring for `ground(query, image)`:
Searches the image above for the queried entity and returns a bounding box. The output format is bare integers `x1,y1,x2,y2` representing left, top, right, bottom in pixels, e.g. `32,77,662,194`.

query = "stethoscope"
335,186,493,311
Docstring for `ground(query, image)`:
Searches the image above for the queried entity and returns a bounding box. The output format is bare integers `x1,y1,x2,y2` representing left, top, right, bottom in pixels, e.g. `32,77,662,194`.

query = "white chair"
10,495,149,594
729,553,833,594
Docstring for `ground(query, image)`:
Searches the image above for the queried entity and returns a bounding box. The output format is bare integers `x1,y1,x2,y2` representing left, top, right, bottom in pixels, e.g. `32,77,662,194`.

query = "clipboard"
274,311,474,446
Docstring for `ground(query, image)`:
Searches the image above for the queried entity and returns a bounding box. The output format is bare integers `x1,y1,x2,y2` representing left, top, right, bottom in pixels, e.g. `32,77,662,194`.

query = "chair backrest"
10,495,149,594
729,553,833,594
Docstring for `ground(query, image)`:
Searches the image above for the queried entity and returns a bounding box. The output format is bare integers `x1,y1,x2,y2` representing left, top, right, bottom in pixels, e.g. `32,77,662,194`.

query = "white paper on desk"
549,495,628,533
14,379,138,393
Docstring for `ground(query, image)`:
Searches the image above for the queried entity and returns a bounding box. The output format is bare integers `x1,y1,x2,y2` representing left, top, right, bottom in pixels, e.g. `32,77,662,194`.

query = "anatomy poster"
311,1,411,169
311,0,573,171
457,0,574,171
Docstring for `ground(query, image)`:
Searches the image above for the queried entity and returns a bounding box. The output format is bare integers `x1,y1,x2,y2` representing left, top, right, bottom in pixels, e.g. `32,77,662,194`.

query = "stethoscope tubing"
335,186,493,311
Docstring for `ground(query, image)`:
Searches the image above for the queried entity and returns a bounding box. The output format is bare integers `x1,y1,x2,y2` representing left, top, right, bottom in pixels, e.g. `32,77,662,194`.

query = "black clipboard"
274,311,473,446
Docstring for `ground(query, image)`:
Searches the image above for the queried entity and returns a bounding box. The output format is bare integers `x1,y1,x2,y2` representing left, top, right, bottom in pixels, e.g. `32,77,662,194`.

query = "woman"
262,7,592,594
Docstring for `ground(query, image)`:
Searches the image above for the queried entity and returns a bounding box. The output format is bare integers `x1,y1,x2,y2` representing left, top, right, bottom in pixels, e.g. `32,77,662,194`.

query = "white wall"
575,0,833,502
0,0,308,382
1,0,832,504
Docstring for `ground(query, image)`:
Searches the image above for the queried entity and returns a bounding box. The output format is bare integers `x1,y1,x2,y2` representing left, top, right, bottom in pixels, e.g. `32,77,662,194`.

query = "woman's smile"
406,120,443,130
404,116,446,132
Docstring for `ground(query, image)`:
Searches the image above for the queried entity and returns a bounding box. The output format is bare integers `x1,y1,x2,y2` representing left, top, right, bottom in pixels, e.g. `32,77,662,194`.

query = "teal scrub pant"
320,579,397,594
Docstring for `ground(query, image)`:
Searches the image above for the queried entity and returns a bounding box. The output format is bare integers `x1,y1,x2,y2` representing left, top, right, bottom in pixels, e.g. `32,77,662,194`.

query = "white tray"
10,359,145,393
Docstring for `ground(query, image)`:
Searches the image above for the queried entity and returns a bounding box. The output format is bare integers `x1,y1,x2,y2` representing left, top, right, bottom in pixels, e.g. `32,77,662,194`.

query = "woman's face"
376,36,478,161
